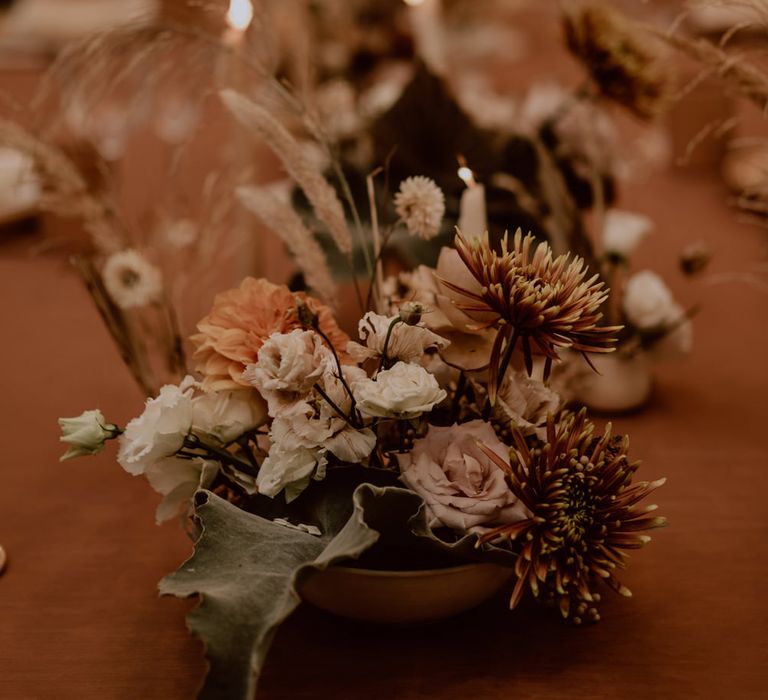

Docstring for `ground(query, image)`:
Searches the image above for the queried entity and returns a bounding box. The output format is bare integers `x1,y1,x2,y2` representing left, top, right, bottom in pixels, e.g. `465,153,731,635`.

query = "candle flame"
403,0,426,6
458,165,475,187
227,0,254,31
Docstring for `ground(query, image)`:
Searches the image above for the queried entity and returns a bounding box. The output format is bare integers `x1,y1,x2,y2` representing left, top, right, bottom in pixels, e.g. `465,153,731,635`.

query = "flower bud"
398,301,424,326
59,409,119,461
294,298,319,329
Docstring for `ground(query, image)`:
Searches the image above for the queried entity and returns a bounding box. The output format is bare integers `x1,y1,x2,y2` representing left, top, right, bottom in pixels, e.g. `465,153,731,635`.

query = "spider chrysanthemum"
478,409,667,623
444,229,620,380
394,176,445,240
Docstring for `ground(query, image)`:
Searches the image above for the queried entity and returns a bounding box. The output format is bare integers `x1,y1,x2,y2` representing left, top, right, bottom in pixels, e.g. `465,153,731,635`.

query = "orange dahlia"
191,277,349,391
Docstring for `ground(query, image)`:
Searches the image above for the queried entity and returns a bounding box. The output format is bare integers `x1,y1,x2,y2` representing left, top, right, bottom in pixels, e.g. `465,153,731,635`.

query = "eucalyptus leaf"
160,480,516,699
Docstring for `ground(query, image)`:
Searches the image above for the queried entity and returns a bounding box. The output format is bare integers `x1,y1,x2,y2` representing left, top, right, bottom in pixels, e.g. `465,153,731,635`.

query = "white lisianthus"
494,373,562,439
58,409,119,461
602,209,653,260
623,270,678,330
347,312,449,365
117,377,196,476
242,329,332,415
191,389,267,444
145,457,219,524
257,444,328,503
356,362,447,419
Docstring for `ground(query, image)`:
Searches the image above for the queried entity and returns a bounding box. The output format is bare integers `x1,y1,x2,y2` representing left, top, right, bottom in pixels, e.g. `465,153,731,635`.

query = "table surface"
2,7,768,700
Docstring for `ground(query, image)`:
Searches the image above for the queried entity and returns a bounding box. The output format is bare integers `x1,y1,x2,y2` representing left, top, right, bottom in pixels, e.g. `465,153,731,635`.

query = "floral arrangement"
59,84,667,694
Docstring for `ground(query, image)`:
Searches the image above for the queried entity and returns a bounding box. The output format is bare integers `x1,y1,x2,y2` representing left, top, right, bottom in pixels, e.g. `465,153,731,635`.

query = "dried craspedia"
478,409,667,622
394,176,446,240
444,229,621,374
563,2,672,120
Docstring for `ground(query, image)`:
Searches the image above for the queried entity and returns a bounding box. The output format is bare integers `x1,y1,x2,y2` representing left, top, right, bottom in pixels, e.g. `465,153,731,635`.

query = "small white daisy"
394,176,445,240
102,249,163,310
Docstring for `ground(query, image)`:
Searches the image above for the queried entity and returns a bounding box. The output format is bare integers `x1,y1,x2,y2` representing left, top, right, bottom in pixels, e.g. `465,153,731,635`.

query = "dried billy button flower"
444,229,620,378
563,2,671,120
478,409,666,622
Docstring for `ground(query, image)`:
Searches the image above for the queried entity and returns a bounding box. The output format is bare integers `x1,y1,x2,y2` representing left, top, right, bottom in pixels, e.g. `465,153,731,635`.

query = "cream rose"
191,389,268,444
397,420,528,532
355,362,446,419
623,270,677,330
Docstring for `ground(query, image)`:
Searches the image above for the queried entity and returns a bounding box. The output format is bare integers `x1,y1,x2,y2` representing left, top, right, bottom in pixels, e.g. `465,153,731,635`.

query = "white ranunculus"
58,408,119,461
623,270,677,330
602,209,653,260
242,329,332,415
257,444,328,502
117,377,196,476
347,312,449,364
356,362,446,419
145,457,219,524
397,420,529,532
191,389,268,444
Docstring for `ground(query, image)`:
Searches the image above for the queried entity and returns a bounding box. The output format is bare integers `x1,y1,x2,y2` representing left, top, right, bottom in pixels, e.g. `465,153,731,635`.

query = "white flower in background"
356,362,446,419
102,249,163,310
242,330,332,415
164,218,198,249
397,420,529,532
257,444,328,503
145,457,219,524
623,270,678,330
191,389,267,444
646,306,693,362
494,373,562,439
58,409,119,461
394,176,445,240
347,312,449,364
602,209,653,260
117,377,196,476
315,79,360,139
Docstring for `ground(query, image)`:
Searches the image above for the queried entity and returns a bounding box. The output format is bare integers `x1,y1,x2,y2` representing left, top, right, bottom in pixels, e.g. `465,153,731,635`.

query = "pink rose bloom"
397,420,529,532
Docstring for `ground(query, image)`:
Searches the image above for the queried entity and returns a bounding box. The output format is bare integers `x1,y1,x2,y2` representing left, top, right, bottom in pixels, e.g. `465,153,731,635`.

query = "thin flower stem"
313,382,357,428
312,321,358,415
378,317,403,372
182,435,258,476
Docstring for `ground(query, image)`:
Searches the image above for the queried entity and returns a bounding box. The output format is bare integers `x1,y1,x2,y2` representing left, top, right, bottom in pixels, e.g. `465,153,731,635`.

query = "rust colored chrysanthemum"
563,2,671,120
478,409,666,623
443,229,620,389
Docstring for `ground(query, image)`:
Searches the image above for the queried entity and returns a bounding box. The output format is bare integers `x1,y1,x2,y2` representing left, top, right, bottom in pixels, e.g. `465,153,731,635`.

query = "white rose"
191,389,267,444
623,270,678,330
58,409,119,461
117,377,196,476
602,209,653,259
347,312,449,364
242,329,332,415
397,420,528,532
257,444,328,502
356,362,446,419
145,457,219,524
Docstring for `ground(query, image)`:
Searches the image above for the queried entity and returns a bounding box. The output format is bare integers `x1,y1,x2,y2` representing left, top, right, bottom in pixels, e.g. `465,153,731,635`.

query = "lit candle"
224,0,254,46
404,0,446,74
457,164,487,239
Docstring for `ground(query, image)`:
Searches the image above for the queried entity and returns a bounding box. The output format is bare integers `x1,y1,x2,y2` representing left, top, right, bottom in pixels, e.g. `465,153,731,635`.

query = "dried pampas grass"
236,185,337,305
220,89,353,258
